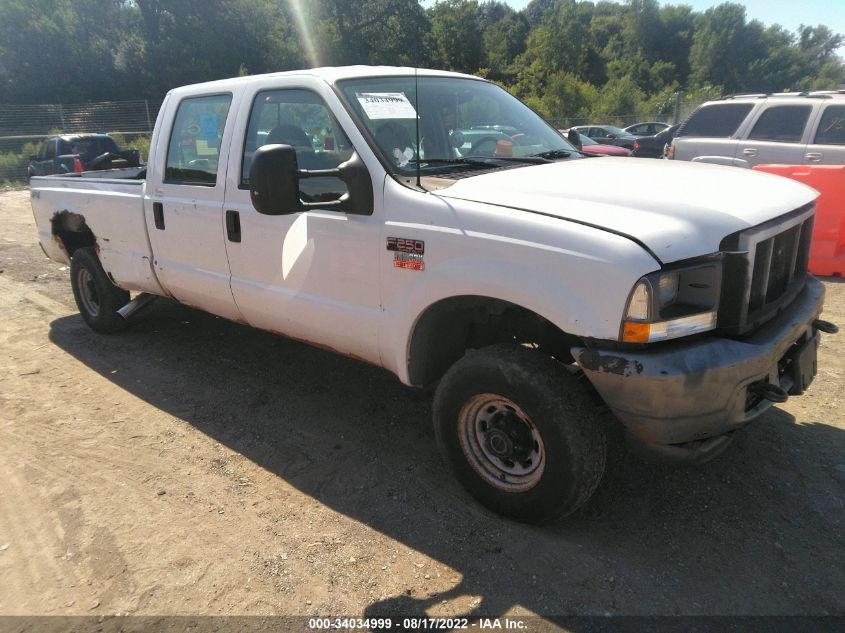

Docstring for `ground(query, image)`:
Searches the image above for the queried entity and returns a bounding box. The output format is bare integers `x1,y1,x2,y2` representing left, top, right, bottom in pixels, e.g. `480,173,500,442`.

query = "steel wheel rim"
77,267,100,318
457,393,545,492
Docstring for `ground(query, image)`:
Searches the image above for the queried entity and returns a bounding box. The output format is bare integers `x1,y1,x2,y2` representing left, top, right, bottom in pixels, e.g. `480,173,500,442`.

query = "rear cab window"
165,94,232,186
677,103,755,138
68,137,120,160
747,105,813,143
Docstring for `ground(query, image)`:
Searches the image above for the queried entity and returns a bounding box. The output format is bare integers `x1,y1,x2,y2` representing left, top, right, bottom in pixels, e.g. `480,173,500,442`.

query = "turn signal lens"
622,321,651,343
623,311,717,343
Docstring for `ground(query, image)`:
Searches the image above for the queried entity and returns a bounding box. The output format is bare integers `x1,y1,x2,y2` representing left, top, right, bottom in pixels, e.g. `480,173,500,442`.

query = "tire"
433,344,606,523
69,247,130,333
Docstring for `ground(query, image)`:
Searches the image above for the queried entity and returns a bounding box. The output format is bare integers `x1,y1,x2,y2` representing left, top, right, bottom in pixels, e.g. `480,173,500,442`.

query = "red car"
560,130,632,157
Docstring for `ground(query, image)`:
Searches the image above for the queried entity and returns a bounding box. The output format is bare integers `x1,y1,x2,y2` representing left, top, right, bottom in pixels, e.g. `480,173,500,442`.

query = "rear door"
735,104,815,167
143,92,243,321
805,102,845,164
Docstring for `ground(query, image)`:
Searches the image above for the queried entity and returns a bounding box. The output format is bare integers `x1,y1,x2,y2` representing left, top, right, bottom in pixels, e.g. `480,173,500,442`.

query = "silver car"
669,92,845,167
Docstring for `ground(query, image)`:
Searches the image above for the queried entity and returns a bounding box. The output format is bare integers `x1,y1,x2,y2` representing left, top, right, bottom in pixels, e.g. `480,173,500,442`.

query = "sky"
421,0,845,45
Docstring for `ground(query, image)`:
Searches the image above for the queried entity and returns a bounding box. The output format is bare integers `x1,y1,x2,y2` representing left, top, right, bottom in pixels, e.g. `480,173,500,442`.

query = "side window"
44,139,56,160
748,105,812,143
165,94,232,186
678,103,754,138
241,89,353,203
814,105,845,145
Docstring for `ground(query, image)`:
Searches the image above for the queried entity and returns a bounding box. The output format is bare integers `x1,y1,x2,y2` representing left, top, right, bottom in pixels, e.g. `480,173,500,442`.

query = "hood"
434,158,818,263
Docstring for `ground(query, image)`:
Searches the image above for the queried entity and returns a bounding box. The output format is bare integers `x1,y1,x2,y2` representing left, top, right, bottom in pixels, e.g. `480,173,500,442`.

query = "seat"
375,121,414,166
266,123,312,148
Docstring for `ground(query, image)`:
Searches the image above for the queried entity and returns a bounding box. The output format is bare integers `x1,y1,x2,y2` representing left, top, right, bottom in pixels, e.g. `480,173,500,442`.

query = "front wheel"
433,344,606,523
70,247,130,333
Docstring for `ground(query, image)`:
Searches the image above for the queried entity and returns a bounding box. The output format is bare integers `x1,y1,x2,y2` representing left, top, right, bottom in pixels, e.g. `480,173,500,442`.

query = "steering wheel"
469,135,502,156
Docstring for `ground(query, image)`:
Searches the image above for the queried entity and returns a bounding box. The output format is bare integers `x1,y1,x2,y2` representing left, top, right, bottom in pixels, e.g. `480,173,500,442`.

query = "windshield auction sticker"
356,92,417,119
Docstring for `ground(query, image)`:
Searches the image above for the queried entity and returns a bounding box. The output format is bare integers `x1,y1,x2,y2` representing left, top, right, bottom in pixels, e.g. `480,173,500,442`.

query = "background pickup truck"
28,133,141,178
31,66,837,522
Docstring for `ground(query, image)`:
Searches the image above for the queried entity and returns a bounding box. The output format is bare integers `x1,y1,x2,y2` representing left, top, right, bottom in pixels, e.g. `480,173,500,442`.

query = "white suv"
669,91,845,167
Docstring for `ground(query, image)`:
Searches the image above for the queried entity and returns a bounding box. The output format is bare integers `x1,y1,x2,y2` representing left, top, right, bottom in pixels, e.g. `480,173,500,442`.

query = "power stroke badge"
387,237,425,271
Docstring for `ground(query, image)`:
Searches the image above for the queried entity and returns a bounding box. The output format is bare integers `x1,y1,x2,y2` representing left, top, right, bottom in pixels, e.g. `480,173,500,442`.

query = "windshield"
336,76,578,176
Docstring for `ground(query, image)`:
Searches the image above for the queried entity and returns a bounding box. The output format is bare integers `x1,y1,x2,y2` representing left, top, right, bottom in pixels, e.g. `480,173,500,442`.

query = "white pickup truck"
31,66,837,522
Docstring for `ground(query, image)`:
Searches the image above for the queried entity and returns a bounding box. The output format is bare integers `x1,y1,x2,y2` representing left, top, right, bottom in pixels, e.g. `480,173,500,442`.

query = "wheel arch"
50,210,97,258
406,294,583,387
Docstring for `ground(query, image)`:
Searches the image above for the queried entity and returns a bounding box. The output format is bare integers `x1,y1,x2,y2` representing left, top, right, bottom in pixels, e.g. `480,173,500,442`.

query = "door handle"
153,202,165,230
742,148,757,156
225,210,241,243
805,152,823,162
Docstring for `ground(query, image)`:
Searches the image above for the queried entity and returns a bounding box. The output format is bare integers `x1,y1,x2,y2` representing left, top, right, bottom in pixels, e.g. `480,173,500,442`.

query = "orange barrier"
753,164,845,277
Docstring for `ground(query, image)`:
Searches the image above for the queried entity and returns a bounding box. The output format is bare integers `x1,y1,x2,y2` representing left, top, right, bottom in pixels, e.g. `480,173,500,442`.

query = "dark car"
631,124,680,159
570,125,637,150
28,133,141,178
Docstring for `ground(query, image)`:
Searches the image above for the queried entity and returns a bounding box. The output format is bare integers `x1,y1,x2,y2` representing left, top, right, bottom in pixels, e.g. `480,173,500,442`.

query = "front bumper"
571,276,827,447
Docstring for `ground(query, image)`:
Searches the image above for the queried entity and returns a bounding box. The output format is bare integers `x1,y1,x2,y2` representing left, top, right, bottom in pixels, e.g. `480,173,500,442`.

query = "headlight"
622,258,722,343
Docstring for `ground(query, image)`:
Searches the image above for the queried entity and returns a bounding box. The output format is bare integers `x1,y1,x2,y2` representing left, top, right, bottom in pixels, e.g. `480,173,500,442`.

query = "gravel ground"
0,188,843,625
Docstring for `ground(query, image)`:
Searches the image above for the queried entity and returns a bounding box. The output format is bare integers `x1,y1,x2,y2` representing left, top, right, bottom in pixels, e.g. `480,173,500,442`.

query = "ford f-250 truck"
31,67,837,522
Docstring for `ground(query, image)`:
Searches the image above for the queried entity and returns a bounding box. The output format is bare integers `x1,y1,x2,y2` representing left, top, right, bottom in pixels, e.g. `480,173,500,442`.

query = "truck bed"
30,168,165,295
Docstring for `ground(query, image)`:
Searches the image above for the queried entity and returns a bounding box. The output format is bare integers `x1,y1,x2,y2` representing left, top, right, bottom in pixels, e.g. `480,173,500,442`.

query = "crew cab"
31,67,837,522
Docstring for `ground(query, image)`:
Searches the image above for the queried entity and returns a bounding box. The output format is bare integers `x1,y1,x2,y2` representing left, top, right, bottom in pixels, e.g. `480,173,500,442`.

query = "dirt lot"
0,188,844,624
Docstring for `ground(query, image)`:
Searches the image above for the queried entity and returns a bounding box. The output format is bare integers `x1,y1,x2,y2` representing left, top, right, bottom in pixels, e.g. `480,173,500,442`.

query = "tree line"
0,0,843,121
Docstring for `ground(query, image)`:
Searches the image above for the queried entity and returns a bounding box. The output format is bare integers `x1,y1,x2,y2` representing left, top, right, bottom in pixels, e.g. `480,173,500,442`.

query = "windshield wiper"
411,156,549,169
530,149,572,159
409,157,497,168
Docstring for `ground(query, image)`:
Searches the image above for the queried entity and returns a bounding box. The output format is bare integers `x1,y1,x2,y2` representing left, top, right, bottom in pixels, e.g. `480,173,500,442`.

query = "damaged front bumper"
572,276,828,454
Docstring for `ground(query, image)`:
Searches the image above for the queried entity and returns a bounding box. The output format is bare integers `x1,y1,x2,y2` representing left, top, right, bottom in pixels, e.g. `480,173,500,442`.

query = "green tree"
0,0,129,103
481,10,529,81
316,0,430,67
688,3,766,93
428,0,483,73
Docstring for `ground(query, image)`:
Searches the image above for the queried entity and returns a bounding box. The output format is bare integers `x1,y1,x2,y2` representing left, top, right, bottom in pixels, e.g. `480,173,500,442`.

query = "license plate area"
784,334,818,395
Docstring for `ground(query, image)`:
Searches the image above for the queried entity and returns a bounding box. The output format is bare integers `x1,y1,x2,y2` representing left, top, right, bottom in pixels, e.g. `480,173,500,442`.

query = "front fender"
379,181,659,383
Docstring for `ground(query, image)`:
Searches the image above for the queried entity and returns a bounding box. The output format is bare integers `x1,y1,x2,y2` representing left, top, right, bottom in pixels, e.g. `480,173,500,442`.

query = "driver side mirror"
249,144,374,216
566,129,582,150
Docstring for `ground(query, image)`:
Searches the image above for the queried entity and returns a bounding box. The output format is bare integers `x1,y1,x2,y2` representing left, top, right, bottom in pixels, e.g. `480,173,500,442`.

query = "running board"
117,293,157,320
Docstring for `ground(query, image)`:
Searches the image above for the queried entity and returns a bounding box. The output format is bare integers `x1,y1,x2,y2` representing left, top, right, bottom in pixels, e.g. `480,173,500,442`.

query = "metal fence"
0,99,161,183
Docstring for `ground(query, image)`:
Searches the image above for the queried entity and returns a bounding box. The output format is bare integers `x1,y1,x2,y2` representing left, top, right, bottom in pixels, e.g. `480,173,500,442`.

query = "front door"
144,92,243,321
222,83,382,364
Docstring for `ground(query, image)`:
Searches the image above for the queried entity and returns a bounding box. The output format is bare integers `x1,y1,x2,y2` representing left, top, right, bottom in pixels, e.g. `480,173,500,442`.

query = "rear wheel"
433,344,606,523
70,247,129,333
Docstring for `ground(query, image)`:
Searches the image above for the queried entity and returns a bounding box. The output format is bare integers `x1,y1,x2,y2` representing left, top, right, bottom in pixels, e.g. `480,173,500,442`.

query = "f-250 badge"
387,237,425,271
